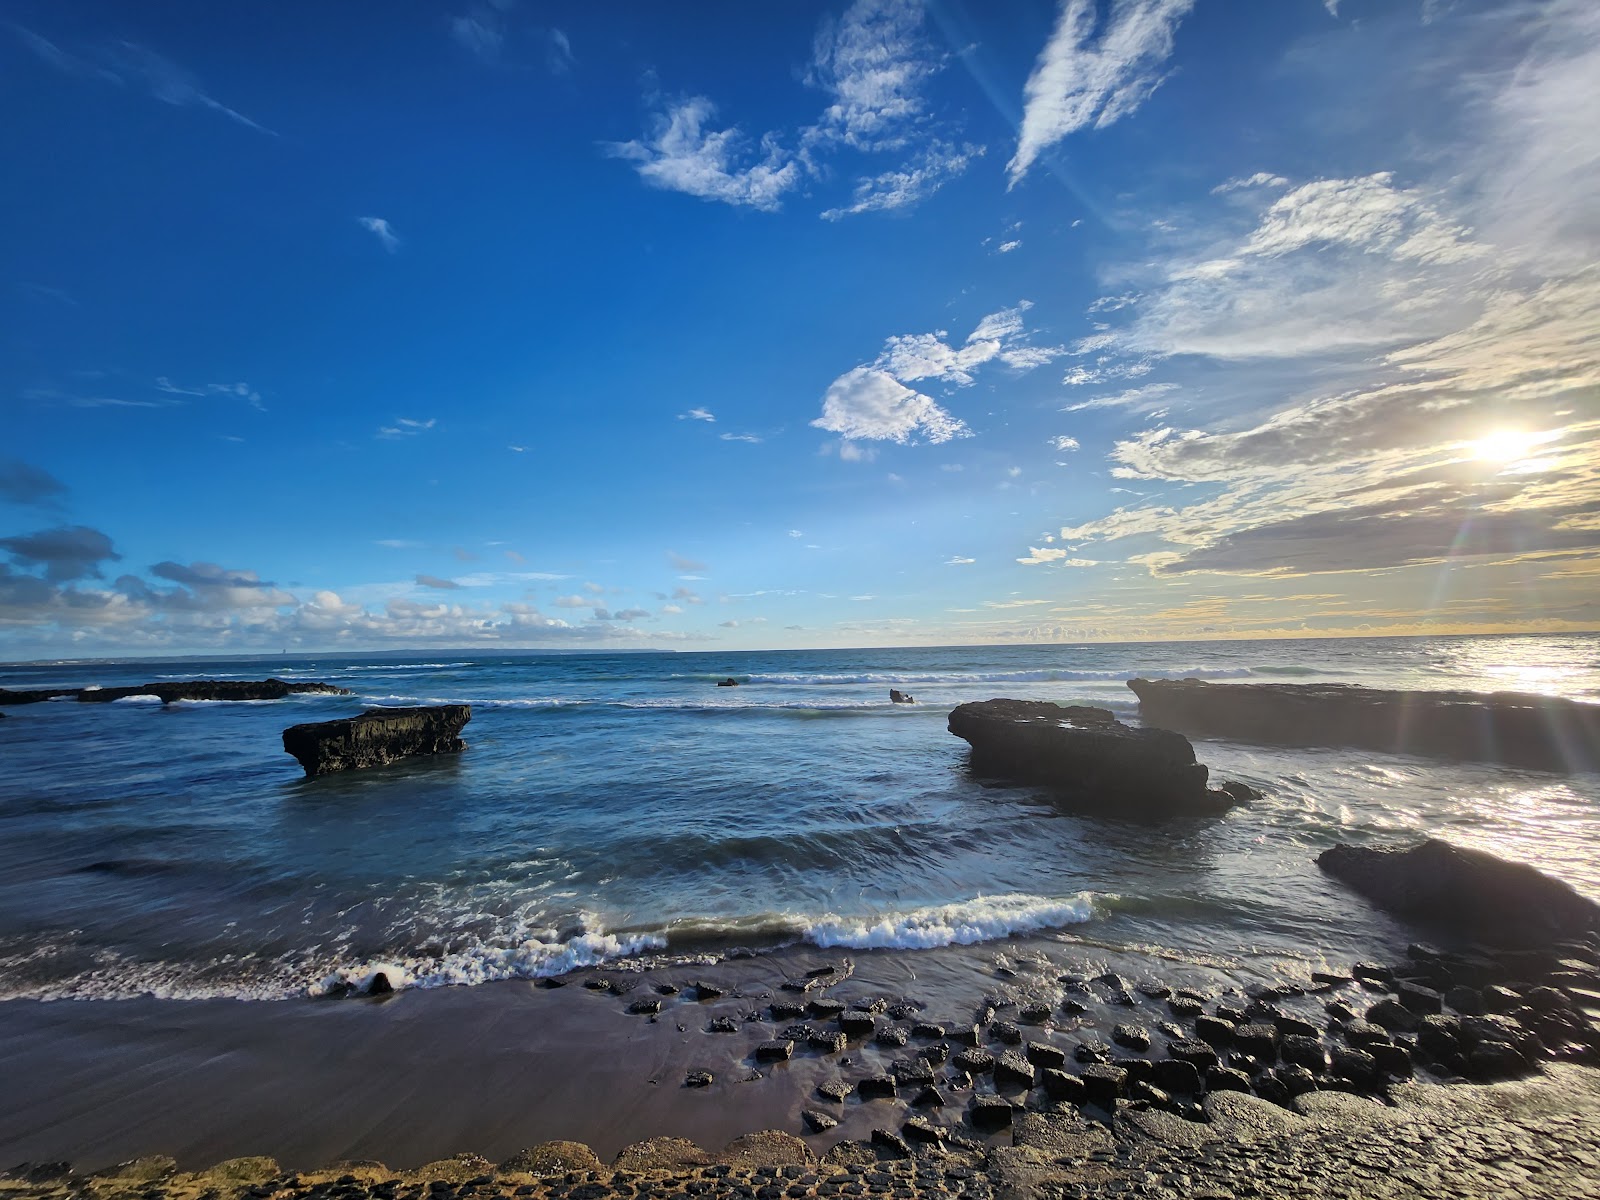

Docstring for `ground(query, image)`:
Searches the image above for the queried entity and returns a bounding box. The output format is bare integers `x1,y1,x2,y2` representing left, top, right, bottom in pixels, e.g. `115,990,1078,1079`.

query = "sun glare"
1467,428,1558,463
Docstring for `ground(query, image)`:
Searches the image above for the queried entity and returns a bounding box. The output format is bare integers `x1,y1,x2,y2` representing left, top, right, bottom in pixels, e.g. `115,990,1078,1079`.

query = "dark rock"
707,1017,739,1034
76,678,350,705
952,1048,994,1075
917,1042,949,1066
1018,1002,1052,1025
1325,999,1357,1022
874,1025,909,1048
1206,1066,1252,1092
1215,1002,1247,1024
1366,999,1421,1033
1151,1059,1201,1095
816,1080,853,1103
869,1130,911,1158
808,1031,847,1054
1073,1041,1112,1064
1342,1019,1391,1049
1397,981,1443,1014
1481,984,1521,1012
1352,962,1394,987
890,1059,935,1086
1059,998,1087,1016
967,1096,1015,1130
755,1040,794,1062
1024,1042,1066,1070
901,1117,941,1145
857,1077,896,1100
993,1051,1036,1089
685,1070,714,1088
948,1024,981,1047
911,1021,945,1040
1127,678,1600,773
886,1000,923,1020
628,998,662,1016
1168,996,1204,1018
1251,1071,1291,1107
1112,1024,1150,1051
1330,1047,1379,1088
911,1085,945,1108
1274,1015,1319,1039
0,687,80,705
946,698,1239,815
1166,1040,1219,1070
801,1111,837,1134
1130,1081,1173,1110
889,690,915,705
1080,1064,1127,1107
1040,1068,1084,1103
1233,1023,1278,1060
1369,1043,1413,1077
990,1020,1023,1045
1466,1044,1534,1081
809,997,845,1019
717,678,740,687
1317,839,1600,945
1278,1065,1318,1095
693,981,725,1000
1311,970,1352,986
839,1013,876,1037
1194,1016,1235,1048
281,705,471,776
1417,1015,1462,1058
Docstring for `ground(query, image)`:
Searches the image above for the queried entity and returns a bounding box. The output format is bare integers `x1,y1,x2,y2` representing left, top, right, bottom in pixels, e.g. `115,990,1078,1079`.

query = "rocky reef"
1,680,350,705
947,699,1251,816
1318,838,1600,945
1127,678,1600,772
281,705,472,777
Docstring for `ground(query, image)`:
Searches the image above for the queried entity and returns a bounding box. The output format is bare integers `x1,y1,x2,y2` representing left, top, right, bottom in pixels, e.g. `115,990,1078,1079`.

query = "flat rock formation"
947,698,1247,816
282,705,472,777
79,679,351,704
0,687,80,705
1318,838,1600,945
1127,678,1600,773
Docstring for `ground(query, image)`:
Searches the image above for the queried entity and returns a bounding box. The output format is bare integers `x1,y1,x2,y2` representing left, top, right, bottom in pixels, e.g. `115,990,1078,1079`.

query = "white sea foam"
730,667,1256,686
309,928,668,996
800,892,1097,950
112,694,163,704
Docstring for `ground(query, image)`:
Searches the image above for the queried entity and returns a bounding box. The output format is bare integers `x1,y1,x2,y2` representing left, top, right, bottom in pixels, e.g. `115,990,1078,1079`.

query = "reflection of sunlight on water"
1442,782,1600,903
1431,635,1597,699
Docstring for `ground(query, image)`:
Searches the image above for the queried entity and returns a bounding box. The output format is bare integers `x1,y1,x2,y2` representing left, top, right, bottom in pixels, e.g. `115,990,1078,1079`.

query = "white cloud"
821,142,984,220
1007,0,1195,186
1017,547,1099,566
720,432,763,443
805,0,937,152
661,603,683,614
376,417,435,439
946,555,975,565
812,368,969,446
1212,172,1289,194
1062,381,1177,412
605,97,800,212
679,407,716,422
998,239,1022,253
358,216,399,252
1050,435,1081,451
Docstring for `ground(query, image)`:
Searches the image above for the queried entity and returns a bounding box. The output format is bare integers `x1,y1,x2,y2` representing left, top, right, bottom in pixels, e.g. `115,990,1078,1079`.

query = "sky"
2,0,1598,658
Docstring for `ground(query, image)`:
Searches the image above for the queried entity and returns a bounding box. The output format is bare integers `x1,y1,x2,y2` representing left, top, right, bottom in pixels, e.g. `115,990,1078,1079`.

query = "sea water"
0,633,1596,1001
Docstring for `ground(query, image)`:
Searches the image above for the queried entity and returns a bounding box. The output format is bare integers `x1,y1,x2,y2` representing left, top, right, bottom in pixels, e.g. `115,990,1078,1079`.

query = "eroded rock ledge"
947,699,1251,816
1318,838,1600,945
0,680,350,706
282,705,472,777
1127,678,1600,773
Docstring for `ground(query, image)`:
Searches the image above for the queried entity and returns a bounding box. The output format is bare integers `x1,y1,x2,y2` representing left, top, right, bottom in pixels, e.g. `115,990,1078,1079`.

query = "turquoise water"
1,633,1596,1000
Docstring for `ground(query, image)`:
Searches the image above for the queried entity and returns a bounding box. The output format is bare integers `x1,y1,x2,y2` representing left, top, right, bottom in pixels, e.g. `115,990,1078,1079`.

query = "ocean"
2,633,1598,1005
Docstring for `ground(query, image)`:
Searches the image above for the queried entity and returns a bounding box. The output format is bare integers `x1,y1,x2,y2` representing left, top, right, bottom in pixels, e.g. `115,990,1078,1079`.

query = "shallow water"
0,633,1596,1001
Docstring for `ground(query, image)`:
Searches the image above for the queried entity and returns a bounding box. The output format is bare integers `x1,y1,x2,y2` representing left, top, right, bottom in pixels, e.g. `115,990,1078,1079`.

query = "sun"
1466,428,1557,463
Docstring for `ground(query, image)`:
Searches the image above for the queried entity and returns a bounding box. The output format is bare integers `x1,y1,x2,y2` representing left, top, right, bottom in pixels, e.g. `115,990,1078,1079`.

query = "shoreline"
4,932,1597,1195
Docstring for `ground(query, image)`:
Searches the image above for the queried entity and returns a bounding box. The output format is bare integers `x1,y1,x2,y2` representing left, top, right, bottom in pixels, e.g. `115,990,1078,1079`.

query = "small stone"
1019,1002,1053,1025
708,1017,739,1034
994,1051,1036,1089
952,1048,995,1074
1444,986,1485,1016
870,1130,911,1158
967,1096,1015,1130
911,1022,946,1040
912,1085,946,1108
1137,981,1172,1000
1113,1024,1150,1051
771,1001,808,1021
1280,1034,1327,1073
802,1111,838,1134
817,1079,854,1103
1397,982,1443,1015
1024,1041,1066,1069
1059,998,1088,1016
1074,1041,1112,1064
990,1020,1023,1045
858,1076,897,1100
1206,1066,1251,1092
1166,1040,1219,1070
809,1031,848,1054
1151,1058,1200,1094
1038,1068,1082,1103
1195,1016,1235,1047
901,1117,941,1145
874,1026,909,1048
685,1070,714,1088
1080,1064,1127,1107
692,981,725,1000
810,998,846,1019
891,1059,935,1086
1274,1015,1318,1039
840,1013,876,1037
1366,999,1420,1033
948,1025,982,1047
756,1040,794,1062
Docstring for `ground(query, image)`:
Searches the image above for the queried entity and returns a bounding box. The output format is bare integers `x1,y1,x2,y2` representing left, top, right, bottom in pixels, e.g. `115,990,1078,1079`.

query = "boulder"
1127,678,1600,773
946,698,1243,815
716,678,740,688
1317,839,1600,945
889,689,915,704
281,705,471,777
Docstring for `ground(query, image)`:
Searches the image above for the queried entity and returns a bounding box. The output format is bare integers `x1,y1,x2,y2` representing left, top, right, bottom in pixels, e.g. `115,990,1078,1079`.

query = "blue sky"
3,0,1597,657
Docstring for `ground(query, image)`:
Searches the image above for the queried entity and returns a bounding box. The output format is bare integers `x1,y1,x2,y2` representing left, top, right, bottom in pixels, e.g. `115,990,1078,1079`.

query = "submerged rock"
946,698,1244,815
1317,839,1600,945
0,687,78,705
1128,678,1600,773
889,689,915,704
281,705,472,777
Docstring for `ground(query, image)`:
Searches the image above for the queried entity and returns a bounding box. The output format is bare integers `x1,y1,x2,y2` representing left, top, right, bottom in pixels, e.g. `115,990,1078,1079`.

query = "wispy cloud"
945,555,975,565
719,432,763,443
821,142,983,220
1007,0,1194,186
358,217,400,252
377,418,436,439
155,377,265,410
678,407,716,422
12,26,274,135
415,574,461,590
